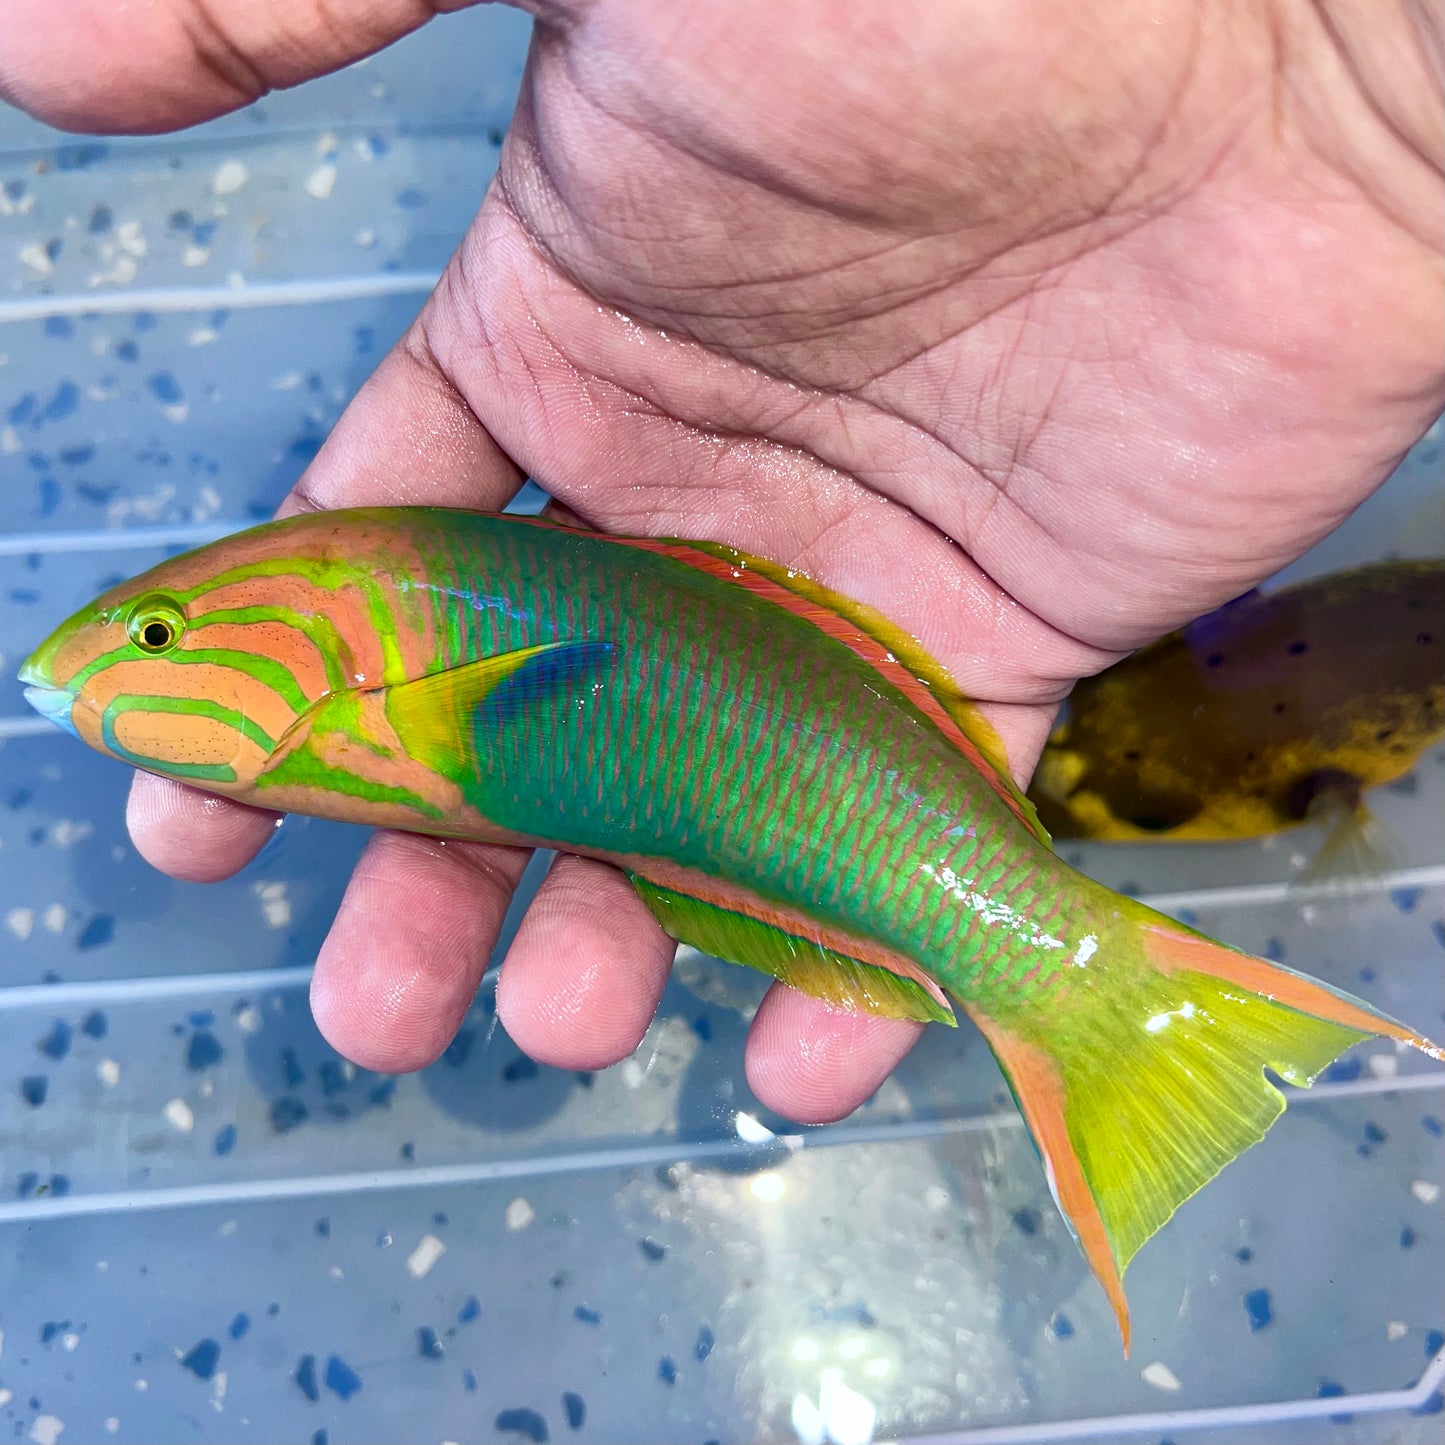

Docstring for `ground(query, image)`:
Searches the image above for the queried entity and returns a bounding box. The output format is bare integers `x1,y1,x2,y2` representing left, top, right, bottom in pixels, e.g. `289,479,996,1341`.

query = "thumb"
0,0,498,134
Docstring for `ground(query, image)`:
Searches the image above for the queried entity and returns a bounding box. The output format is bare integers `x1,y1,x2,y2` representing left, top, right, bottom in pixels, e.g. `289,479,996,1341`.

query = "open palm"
5,0,1440,1121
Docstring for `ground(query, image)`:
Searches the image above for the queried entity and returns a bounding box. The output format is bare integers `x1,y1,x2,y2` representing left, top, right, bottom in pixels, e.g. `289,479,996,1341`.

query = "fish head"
17,513,401,796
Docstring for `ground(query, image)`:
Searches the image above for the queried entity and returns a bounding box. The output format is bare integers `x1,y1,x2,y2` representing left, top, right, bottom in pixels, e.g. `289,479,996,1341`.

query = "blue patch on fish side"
562,1392,585,1430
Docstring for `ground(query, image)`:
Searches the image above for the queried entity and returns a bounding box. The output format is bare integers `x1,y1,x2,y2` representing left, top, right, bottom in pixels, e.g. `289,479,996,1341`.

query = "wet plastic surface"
1,10,1443,1443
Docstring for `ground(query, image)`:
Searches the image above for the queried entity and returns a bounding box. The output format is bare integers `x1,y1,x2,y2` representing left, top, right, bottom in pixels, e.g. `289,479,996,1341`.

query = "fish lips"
20,681,81,740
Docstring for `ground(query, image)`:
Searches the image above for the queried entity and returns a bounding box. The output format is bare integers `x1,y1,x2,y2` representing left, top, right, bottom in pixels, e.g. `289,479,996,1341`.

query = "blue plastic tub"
1,11,1441,1441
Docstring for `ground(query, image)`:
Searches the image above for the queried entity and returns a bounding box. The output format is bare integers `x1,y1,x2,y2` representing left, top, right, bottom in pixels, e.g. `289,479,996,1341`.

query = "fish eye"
126,595,187,655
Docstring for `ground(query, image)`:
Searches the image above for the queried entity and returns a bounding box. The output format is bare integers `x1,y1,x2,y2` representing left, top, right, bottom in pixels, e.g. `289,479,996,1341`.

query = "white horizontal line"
890,1347,1445,1444
0,520,241,556
1301,1070,1443,1101
1138,862,1445,914
0,1133,817,1225
0,270,439,326
0,715,60,739
0,1072,1435,1225
0,964,314,1011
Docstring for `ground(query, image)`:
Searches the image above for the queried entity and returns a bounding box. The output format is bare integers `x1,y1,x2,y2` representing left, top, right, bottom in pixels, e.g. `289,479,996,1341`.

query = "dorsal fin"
624,532,1049,844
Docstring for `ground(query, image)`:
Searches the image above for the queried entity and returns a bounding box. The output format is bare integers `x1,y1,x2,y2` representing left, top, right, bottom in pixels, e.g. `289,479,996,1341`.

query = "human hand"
5,0,1440,1122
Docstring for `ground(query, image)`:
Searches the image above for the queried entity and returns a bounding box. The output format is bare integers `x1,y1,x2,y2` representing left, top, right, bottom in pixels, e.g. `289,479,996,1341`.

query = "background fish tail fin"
1297,792,1401,887
959,911,1441,1353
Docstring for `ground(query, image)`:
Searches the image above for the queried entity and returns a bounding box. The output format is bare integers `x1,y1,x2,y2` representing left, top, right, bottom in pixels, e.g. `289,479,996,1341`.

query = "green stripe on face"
177,558,408,684
100,693,276,779
71,644,309,712
187,605,351,692
255,736,443,818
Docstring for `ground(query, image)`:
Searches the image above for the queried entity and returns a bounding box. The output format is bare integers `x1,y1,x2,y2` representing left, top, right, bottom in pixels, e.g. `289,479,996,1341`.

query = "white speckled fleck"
253,880,292,927
1410,1180,1440,1204
1141,1361,1182,1392
163,1098,195,1132
305,163,338,200
116,221,147,257
406,1233,446,1278
29,1414,64,1445
212,160,249,195
49,820,93,848
505,1197,535,1231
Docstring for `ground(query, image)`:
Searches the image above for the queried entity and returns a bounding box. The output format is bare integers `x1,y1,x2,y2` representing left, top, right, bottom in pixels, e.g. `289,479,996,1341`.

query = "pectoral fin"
383,640,614,776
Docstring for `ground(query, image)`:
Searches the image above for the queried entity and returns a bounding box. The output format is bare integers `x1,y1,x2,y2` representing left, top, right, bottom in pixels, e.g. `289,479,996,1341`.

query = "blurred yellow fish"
1030,560,1445,875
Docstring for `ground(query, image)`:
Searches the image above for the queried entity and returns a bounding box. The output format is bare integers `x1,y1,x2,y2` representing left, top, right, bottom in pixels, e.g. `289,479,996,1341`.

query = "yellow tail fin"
962,918,1442,1354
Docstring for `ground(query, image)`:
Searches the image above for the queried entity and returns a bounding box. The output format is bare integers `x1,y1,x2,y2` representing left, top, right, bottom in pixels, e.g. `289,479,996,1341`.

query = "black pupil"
142,620,172,648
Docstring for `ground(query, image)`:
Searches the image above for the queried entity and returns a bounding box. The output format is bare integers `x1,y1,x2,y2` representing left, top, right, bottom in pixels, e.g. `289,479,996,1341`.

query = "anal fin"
630,875,955,1026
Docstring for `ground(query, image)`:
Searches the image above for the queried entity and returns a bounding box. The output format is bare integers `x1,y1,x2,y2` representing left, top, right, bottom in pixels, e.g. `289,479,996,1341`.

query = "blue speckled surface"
1,10,1442,1443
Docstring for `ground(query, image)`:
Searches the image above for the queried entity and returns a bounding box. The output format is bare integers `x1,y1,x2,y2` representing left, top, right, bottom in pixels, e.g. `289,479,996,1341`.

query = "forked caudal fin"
960,914,1443,1355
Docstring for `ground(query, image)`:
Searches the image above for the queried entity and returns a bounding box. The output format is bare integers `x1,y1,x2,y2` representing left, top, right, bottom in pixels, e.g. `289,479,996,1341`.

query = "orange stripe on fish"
964,1007,1133,1353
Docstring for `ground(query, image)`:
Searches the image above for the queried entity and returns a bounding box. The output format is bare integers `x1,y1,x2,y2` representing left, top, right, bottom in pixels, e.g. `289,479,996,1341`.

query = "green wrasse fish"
19,508,1443,1350
1030,560,1445,878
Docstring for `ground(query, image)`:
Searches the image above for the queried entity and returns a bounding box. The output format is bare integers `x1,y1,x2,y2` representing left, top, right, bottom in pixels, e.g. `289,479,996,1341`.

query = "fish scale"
478,539,1017,979
20,504,1441,1354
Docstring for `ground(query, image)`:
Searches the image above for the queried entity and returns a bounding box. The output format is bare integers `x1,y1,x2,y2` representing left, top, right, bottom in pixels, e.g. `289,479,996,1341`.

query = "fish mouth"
21,683,80,739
